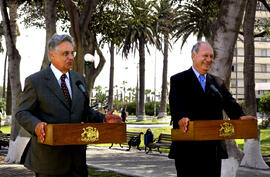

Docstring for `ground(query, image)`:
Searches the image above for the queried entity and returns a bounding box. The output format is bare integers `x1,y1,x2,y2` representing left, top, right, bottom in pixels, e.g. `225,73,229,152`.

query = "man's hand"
35,122,47,143
178,117,190,133
105,109,122,123
239,115,257,120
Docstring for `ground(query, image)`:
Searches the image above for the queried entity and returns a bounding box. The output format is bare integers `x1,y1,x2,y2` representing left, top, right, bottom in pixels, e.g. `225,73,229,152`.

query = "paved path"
86,146,176,177
86,146,270,177
1,146,270,177
0,149,34,177
0,163,34,177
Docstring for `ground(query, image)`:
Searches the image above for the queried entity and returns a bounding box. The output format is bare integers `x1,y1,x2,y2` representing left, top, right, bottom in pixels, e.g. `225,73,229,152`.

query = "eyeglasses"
62,51,76,58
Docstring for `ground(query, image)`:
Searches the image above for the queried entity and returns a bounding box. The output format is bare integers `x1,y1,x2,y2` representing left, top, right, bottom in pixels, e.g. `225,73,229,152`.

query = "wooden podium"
171,119,257,141
39,123,126,145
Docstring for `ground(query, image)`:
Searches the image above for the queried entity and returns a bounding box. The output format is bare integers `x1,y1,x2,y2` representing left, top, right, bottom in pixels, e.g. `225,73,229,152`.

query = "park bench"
109,131,144,151
0,131,10,149
145,133,171,154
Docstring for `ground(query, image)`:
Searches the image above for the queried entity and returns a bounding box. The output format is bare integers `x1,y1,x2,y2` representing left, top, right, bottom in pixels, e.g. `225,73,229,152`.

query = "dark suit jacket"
169,67,244,159
16,66,104,175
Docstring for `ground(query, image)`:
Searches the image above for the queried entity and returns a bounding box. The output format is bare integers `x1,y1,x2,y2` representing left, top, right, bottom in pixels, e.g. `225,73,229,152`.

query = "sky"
0,24,196,93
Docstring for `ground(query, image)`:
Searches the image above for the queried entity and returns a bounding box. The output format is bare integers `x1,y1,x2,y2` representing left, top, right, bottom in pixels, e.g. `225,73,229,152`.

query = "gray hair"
48,34,74,52
191,41,213,55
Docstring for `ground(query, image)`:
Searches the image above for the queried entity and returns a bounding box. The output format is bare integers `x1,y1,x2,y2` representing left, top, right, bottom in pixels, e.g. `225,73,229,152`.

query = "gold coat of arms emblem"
219,122,235,137
81,126,99,142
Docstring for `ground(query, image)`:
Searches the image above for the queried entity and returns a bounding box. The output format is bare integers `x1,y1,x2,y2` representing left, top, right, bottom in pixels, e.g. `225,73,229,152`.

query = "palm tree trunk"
158,34,169,118
243,1,256,117
6,76,11,115
241,0,269,169
137,36,145,121
40,0,56,70
210,0,247,87
210,0,247,176
108,42,114,111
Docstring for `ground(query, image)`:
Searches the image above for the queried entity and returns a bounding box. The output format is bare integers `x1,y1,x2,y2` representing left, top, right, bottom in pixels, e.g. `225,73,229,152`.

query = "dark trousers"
35,164,88,177
34,146,88,177
174,142,222,177
175,158,221,177
36,170,87,177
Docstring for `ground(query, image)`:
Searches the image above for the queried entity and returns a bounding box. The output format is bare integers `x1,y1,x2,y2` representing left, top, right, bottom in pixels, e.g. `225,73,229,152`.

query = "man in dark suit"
169,41,256,177
16,34,121,177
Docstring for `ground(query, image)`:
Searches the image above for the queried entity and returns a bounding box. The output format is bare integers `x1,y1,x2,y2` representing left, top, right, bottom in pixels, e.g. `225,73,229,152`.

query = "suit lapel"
43,67,70,108
69,70,81,111
187,68,205,94
206,74,215,96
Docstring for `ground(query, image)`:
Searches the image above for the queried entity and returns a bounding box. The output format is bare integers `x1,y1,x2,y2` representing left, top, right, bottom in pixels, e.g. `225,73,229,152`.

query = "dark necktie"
60,74,72,107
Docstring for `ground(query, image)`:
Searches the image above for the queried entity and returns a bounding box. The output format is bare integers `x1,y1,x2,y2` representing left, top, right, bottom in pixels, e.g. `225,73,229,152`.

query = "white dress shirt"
50,64,72,99
192,66,206,84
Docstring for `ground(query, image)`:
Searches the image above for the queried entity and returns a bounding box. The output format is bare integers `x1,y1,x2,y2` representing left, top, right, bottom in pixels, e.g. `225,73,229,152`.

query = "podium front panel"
39,123,126,145
171,120,257,141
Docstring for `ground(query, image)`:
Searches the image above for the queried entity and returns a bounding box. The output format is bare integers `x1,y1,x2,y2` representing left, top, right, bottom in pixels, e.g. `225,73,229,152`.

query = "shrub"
258,92,270,128
145,101,160,116
125,101,170,116
0,98,6,112
126,102,136,115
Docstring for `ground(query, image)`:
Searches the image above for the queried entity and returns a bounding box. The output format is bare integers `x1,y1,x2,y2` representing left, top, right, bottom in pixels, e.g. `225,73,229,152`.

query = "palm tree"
173,0,221,47
154,0,177,118
127,87,135,102
122,0,160,121
90,0,128,110
120,81,128,103
240,0,269,169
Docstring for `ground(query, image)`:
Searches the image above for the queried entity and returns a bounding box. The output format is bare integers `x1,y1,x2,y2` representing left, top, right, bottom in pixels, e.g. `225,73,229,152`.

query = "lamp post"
84,53,95,67
84,53,95,104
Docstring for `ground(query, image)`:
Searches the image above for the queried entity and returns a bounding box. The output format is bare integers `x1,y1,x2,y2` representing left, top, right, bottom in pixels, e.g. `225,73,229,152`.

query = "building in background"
230,2,270,101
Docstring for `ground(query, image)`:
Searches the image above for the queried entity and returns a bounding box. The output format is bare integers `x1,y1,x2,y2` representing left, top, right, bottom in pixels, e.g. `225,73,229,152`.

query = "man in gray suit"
16,34,121,177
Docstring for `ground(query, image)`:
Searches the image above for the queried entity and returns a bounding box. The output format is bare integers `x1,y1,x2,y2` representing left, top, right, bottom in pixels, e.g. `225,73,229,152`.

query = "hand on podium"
35,122,47,143
178,117,190,133
105,109,122,123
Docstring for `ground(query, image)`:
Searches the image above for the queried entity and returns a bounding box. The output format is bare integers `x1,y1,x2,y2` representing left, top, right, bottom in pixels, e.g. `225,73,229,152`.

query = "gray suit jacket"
16,66,104,175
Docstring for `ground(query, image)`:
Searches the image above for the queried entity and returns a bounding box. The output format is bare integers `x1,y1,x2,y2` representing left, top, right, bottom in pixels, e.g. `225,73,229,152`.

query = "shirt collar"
50,64,70,80
192,66,206,79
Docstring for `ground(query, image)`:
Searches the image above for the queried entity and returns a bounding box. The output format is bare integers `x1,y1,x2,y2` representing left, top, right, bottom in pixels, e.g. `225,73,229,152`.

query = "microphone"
76,80,89,123
76,80,88,98
210,84,223,99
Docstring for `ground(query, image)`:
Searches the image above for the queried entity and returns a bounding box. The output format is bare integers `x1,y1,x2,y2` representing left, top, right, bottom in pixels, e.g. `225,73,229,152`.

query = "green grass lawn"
235,128,270,155
0,126,11,134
